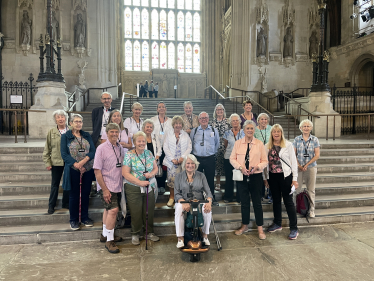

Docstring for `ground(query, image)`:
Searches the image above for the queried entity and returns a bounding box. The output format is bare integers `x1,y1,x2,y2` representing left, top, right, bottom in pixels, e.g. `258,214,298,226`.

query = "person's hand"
143,172,153,179
73,162,82,170
298,165,304,171
248,166,256,175
172,159,178,165
103,189,111,203
292,181,299,189
46,166,52,171
263,180,269,188
178,157,184,164
182,203,190,212
204,202,212,213
155,156,160,161
80,167,87,174
241,167,249,176
139,180,150,187
302,165,308,172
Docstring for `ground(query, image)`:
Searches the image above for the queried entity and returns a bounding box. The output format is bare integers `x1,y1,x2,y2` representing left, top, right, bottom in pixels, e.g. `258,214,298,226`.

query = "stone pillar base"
29,81,66,138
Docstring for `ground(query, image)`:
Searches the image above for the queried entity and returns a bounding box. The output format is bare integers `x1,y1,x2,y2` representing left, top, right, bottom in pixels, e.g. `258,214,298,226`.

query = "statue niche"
283,26,293,58
47,11,60,44
309,30,319,59
256,26,267,57
21,10,32,46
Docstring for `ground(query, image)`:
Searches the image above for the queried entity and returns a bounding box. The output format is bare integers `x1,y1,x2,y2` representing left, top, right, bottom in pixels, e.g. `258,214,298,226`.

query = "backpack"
296,190,312,223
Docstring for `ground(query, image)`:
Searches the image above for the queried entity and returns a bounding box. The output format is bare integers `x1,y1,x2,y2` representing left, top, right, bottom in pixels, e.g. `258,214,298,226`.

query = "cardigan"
61,130,96,191
174,171,213,202
162,130,192,169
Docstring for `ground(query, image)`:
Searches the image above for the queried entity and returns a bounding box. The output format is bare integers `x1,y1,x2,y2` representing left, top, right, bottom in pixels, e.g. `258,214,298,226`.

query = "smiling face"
272,129,282,143
132,106,142,118
259,117,268,128
135,135,146,151
198,113,209,127
101,93,112,109
185,158,196,173
70,117,83,131
143,123,154,135
173,122,182,133
55,114,66,127
157,103,166,115
216,107,224,118
231,116,240,129
244,124,255,138
110,112,122,126
301,123,312,135
244,103,253,113
184,105,193,116
108,129,119,143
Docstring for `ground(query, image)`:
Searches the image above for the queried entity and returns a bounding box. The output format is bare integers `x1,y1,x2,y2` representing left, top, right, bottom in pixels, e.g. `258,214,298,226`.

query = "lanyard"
74,135,84,150
186,171,195,185
232,129,240,141
135,150,147,172
133,117,141,131
302,136,311,154
158,116,166,132
111,143,121,164
259,127,267,144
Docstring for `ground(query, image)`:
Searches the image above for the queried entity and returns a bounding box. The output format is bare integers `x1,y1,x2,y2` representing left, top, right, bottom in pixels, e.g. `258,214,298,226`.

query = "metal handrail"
119,92,126,115
286,88,310,98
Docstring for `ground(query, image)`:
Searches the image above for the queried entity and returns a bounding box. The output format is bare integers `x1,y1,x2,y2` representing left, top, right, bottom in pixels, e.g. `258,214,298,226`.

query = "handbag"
155,160,163,177
232,169,243,181
185,206,204,228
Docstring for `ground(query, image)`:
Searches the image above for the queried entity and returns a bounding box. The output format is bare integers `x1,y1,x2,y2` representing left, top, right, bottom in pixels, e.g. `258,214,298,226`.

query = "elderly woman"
181,101,199,134
230,120,268,239
42,110,70,214
211,103,230,191
293,119,320,218
124,102,144,137
264,124,299,240
174,154,213,249
61,114,95,231
222,113,245,203
240,100,258,127
122,131,160,245
101,109,132,152
163,116,192,207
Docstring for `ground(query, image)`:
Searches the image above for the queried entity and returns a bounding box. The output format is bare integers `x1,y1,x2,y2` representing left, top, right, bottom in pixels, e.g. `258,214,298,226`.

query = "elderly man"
190,112,220,206
94,123,125,254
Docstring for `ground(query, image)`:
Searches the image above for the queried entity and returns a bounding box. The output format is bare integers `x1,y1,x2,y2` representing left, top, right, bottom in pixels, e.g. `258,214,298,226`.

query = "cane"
145,184,149,250
79,172,82,223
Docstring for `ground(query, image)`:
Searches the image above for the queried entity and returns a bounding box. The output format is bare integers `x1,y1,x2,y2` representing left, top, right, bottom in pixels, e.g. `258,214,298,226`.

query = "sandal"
234,226,249,236
259,232,267,240
215,184,221,191
166,199,174,207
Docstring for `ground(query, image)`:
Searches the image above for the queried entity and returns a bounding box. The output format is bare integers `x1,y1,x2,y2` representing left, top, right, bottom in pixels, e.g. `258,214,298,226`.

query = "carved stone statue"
257,27,267,57
283,26,293,58
21,11,32,45
74,13,86,48
309,30,319,59
48,11,60,44
162,74,168,95
259,67,268,93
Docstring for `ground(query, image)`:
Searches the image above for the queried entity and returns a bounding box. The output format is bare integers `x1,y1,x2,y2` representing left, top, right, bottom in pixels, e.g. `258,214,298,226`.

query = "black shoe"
47,208,54,214
212,199,219,206
61,205,69,209
70,221,80,231
82,218,94,227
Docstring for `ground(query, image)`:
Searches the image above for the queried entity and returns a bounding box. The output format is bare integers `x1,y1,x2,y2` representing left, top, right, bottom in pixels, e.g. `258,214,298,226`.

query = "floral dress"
167,139,182,189
268,145,283,174
211,118,230,176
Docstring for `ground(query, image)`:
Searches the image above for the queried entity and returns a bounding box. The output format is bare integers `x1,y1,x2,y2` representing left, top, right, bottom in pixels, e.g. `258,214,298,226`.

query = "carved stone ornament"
323,50,330,62
73,0,87,11
308,6,319,28
18,0,33,8
295,53,308,62
282,0,295,26
256,0,269,24
51,0,61,10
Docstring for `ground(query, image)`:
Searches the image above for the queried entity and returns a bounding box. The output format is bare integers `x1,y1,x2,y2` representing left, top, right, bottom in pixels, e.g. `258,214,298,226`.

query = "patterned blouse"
69,137,94,171
123,149,156,191
268,145,283,174
181,114,199,131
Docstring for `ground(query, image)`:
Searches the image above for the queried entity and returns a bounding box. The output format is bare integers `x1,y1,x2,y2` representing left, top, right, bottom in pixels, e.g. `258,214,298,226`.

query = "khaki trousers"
294,167,317,212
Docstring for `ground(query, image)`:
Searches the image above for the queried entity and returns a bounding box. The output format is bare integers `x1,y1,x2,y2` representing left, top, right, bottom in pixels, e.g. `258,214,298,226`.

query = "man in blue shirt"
190,112,220,205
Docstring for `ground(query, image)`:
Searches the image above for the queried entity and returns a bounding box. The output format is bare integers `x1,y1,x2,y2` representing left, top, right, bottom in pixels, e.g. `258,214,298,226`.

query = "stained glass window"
133,8,141,38
193,44,200,73
177,0,184,9
134,40,141,71
151,0,158,7
142,41,149,71
141,9,149,39
133,0,140,5
185,12,192,41
185,43,192,72
168,11,175,40
185,0,192,10
125,40,132,70
160,10,167,40
152,42,159,69
125,0,131,5
193,13,200,42
160,0,167,8
168,43,175,69
177,12,184,41
141,0,148,6
193,0,200,10
177,43,184,72
151,9,158,39
124,8,132,38
160,42,167,69
168,0,175,9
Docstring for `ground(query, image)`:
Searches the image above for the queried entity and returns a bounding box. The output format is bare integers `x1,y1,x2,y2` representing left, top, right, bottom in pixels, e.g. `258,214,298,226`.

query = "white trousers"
175,203,212,237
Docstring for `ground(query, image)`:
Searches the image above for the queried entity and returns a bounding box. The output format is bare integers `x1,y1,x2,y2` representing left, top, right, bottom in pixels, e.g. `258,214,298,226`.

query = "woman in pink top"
230,120,268,239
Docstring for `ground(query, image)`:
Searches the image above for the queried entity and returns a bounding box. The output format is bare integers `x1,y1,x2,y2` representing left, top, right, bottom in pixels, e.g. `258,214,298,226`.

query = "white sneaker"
176,240,184,248
309,211,315,218
147,233,160,242
132,235,140,245
203,237,210,246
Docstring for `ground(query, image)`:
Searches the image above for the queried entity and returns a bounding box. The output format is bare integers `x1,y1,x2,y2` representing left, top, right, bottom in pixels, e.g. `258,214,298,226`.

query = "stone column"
28,81,67,138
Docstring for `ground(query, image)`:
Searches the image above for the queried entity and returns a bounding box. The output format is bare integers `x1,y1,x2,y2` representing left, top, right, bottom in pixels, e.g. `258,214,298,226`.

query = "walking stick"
79,173,82,223
145,184,149,250
211,215,222,251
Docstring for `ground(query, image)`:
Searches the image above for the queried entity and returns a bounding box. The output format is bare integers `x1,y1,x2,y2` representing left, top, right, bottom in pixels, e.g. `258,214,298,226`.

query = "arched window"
185,12,192,41
133,0,140,5
133,8,141,38
142,41,149,71
177,11,184,41
151,9,158,39
134,40,141,71
193,44,200,73
177,43,184,72
168,0,175,8
168,43,175,69
193,0,200,10
125,40,132,70
160,0,167,8
168,11,175,40
160,10,167,40
185,43,192,72
141,9,149,39
193,12,200,42
152,42,159,69
160,42,167,69
177,0,184,9
124,8,132,38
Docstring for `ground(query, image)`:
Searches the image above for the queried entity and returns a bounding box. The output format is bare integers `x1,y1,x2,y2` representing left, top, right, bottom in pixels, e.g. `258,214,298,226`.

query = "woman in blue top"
222,114,245,203
61,114,96,231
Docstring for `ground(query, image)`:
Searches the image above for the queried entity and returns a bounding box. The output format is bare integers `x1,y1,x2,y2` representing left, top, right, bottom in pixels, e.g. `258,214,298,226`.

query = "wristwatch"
239,166,243,170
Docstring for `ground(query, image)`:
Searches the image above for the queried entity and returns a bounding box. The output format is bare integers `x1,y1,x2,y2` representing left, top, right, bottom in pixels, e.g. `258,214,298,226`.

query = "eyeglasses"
73,121,83,124
199,117,208,120
101,98,112,101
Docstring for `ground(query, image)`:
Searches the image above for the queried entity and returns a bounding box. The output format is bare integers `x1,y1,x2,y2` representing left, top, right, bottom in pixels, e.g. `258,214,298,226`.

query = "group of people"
138,80,159,98
42,93,320,253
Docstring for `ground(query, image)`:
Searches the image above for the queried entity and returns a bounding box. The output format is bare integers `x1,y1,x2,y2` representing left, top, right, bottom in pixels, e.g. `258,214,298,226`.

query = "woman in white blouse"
163,116,192,207
142,119,162,161
124,102,144,137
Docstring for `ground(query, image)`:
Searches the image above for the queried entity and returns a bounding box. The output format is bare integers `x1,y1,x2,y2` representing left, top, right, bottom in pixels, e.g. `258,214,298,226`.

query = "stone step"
320,143,374,149
0,147,44,154
0,162,46,172
316,163,374,173
1,206,374,245
318,155,374,165
320,148,374,156
0,182,52,196
0,154,43,162
0,172,51,183
315,171,374,184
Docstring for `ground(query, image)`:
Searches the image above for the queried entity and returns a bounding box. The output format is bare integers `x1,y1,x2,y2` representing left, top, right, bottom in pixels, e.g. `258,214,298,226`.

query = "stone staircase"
1,143,374,245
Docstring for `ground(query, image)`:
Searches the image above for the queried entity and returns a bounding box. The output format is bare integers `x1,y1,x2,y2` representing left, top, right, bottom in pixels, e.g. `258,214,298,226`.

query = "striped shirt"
93,140,125,193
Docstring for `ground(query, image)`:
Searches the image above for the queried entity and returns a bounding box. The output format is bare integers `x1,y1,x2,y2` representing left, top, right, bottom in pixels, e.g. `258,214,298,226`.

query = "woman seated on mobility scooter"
174,154,213,249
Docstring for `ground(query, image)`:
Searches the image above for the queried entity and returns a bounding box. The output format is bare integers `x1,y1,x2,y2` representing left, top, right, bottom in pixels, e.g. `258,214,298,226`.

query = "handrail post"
326,115,329,140
333,115,336,141
368,115,371,140
14,111,18,143
287,116,290,139
23,110,27,143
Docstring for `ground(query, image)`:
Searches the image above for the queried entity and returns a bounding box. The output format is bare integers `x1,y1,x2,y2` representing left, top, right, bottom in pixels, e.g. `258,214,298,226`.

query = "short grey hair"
182,154,200,171
198,112,209,118
101,92,112,99
257,113,270,123
213,103,226,119
299,119,313,131
106,123,120,133
132,102,143,111
183,101,193,108
133,131,146,144
52,110,68,125
243,120,256,129
142,119,154,132
228,113,241,125
70,114,83,123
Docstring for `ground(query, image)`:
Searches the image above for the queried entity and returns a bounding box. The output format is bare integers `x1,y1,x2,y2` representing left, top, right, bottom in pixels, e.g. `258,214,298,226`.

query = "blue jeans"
69,168,94,223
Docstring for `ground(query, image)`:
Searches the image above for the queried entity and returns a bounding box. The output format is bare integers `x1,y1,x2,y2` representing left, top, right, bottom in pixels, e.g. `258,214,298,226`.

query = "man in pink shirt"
94,123,125,253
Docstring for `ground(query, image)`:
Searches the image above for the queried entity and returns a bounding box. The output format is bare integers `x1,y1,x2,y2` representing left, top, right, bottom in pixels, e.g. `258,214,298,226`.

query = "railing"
283,95,316,123
120,92,139,115
285,88,310,98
